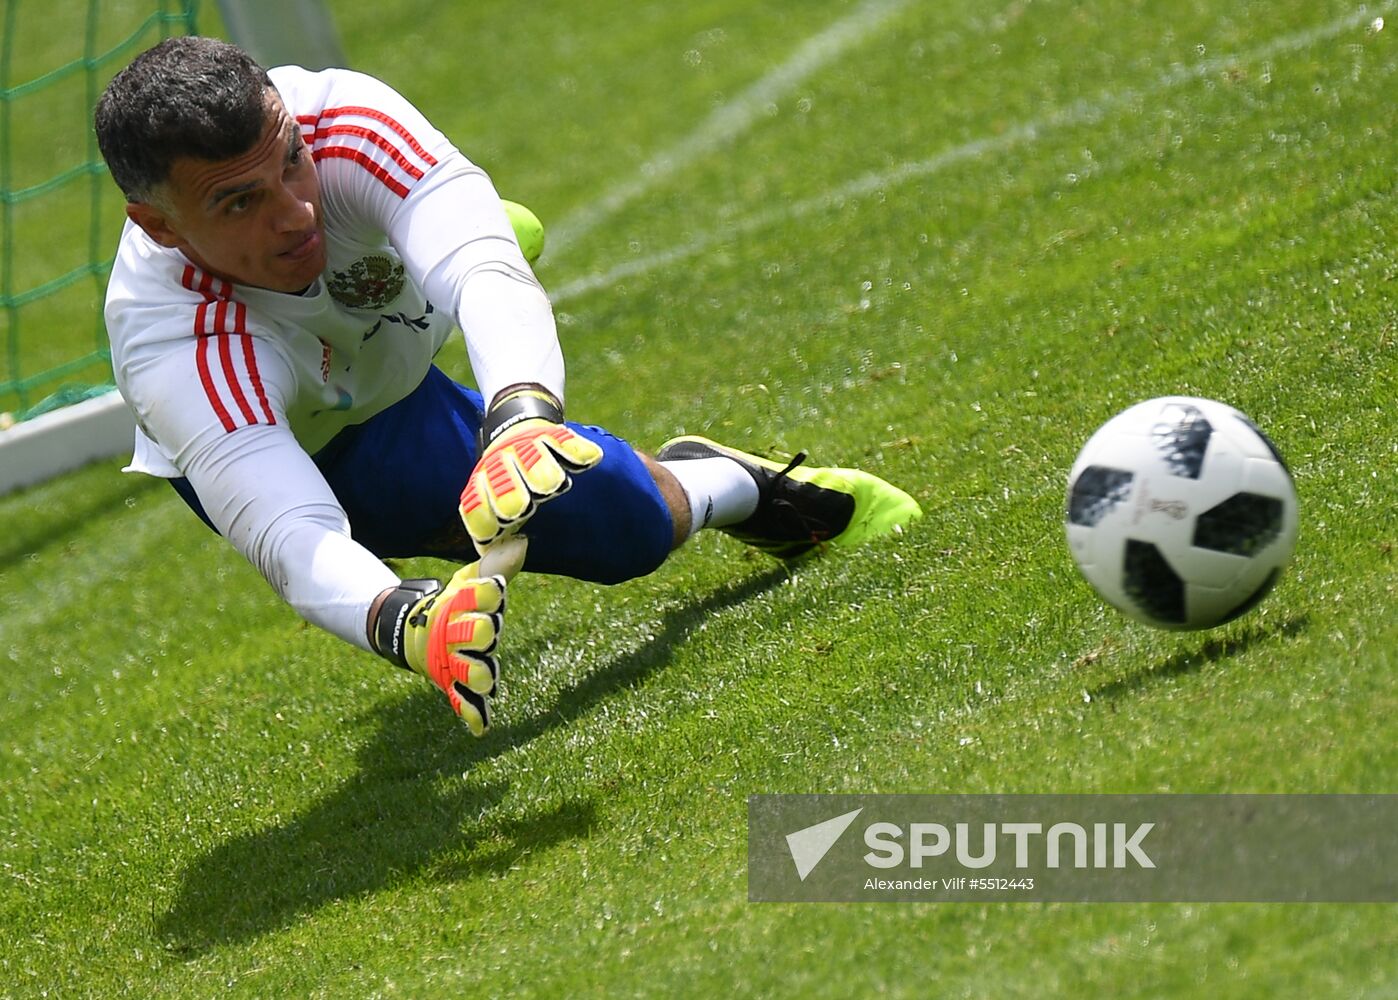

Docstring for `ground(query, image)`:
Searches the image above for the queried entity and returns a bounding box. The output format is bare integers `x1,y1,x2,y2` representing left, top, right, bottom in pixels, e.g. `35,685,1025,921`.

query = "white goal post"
212,0,346,71
0,391,135,495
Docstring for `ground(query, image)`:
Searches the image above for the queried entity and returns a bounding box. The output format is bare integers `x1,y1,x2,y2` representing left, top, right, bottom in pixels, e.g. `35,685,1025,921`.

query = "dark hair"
94,36,273,203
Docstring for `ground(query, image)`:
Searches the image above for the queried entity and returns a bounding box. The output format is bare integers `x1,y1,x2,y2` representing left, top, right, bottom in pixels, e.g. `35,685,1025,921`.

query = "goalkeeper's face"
128,89,326,294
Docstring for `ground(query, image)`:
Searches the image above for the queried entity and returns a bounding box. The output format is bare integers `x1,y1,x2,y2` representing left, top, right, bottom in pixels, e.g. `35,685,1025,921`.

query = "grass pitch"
2,0,1396,996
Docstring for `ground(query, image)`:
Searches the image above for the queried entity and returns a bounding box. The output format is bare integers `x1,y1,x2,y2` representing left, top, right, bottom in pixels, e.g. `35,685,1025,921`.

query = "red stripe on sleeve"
312,146,411,198
217,334,258,426
181,265,273,432
306,123,427,179
196,336,237,432
317,105,438,167
240,332,277,425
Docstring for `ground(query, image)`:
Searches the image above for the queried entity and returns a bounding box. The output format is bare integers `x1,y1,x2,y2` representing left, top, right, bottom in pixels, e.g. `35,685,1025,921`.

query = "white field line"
546,0,915,257
550,4,1392,307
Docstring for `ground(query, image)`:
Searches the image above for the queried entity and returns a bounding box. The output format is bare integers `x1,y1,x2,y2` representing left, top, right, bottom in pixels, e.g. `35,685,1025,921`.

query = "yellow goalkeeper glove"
370,561,508,735
459,385,603,549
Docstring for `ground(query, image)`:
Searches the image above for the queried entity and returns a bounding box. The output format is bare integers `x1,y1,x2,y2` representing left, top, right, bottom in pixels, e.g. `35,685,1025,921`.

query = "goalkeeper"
94,37,922,735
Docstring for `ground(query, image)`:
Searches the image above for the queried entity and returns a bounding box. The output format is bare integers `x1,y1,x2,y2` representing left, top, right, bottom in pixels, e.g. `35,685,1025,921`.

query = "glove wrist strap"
482,385,564,443
370,578,442,670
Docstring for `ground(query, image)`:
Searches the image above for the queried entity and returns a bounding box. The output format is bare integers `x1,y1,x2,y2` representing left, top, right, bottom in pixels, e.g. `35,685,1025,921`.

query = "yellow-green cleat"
502,199,545,264
656,435,922,560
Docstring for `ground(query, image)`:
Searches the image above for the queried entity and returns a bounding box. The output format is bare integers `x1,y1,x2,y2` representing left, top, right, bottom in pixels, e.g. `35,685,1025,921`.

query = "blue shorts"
170,366,674,584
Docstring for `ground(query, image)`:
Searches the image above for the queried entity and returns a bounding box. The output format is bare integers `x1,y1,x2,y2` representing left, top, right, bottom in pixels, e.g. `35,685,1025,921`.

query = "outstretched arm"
177,421,514,734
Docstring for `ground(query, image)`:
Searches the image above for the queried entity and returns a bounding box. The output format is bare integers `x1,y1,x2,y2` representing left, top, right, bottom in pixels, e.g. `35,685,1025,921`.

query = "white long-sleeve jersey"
105,65,563,651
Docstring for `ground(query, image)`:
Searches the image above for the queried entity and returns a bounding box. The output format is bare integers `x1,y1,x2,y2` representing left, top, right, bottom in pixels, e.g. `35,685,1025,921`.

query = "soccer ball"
1065,396,1299,630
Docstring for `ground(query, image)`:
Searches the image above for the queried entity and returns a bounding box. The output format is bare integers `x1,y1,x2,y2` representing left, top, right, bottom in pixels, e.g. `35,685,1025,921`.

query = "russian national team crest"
328,254,406,309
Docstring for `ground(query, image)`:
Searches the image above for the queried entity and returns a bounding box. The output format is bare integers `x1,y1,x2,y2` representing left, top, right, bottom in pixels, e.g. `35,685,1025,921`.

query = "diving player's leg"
656,437,923,560
313,365,920,577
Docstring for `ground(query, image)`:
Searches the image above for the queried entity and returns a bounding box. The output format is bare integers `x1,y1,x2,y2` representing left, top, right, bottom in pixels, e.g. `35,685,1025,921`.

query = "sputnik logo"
785,808,863,881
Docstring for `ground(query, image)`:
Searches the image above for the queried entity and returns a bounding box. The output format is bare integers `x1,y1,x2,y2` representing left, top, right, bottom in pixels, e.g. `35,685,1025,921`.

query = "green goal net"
0,0,199,422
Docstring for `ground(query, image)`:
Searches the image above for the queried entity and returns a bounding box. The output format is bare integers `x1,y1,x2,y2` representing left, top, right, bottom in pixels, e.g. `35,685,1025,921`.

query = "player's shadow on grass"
158,566,787,954
156,690,599,954
469,565,791,759
1086,614,1311,702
